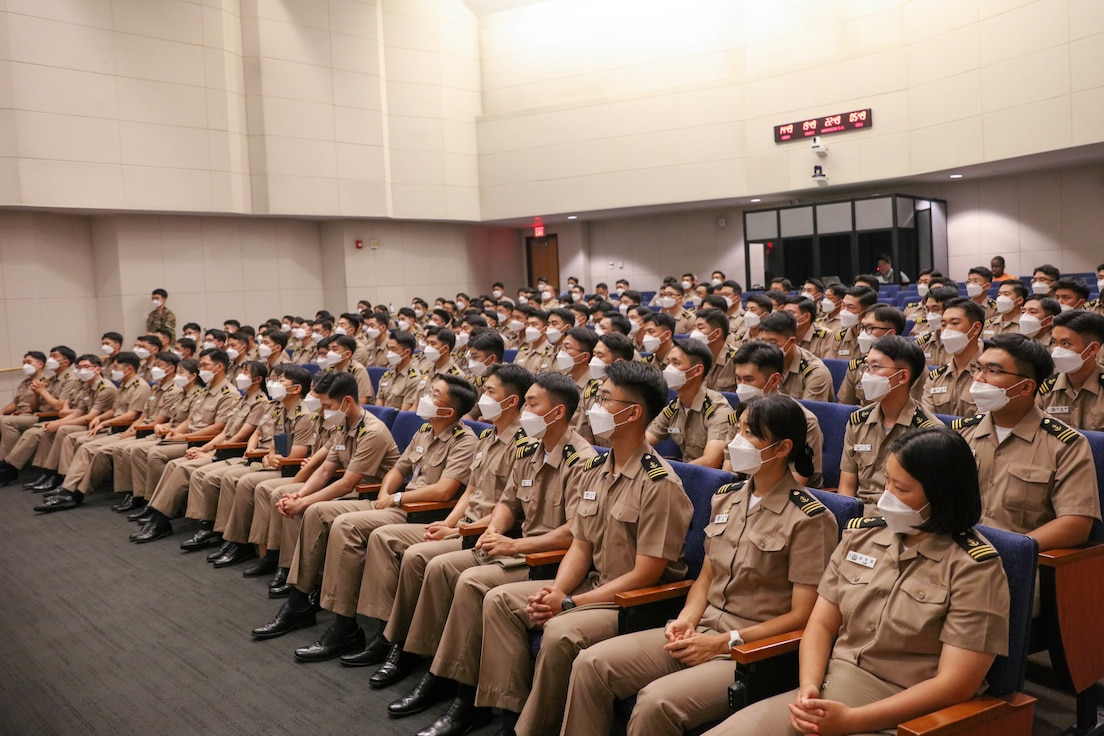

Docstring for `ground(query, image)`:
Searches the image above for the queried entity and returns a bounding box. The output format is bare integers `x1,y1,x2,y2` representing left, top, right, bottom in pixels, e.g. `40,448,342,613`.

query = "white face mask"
1052,346,1089,374
454,332,470,348
681,280,693,291
642,334,662,353
940,328,971,355
857,331,877,354
173,374,190,388
542,290,554,301
555,350,576,371
970,379,1017,413
628,320,642,336
586,403,631,437
492,290,503,299
386,350,402,366
101,344,115,356
333,326,347,336
727,435,778,475
21,363,36,376
743,311,761,329
517,296,529,305
235,373,252,390
364,326,381,340
322,407,344,426
658,296,677,309
507,319,525,333
199,369,216,384
861,370,899,402
588,357,608,380
546,327,563,344
593,324,606,336
45,357,59,371
924,311,943,329
517,408,552,438
663,364,689,390
416,395,445,421
995,295,1015,314
78,368,96,382
801,290,816,300
397,320,411,332
877,490,929,535
735,383,764,403
496,311,509,325
280,323,292,333
291,327,307,340
226,348,240,361
414,309,425,319
618,303,630,315
467,357,490,377
151,299,163,308
1032,280,1051,295
820,297,835,314
327,350,343,366
302,394,322,413
1019,314,1042,337
148,366,166,382
266,381,287,400
524,326,542,343
966,282,985,298
839,310,859,329
477,393,508,420
917,283,930,298
110,369,124,382
258,344,273,359
202,340,217,351
572,292,583,302
711,278,723,286
423,346,441,363
1059,303,1073,313
689,329,711,345
134,346,151,360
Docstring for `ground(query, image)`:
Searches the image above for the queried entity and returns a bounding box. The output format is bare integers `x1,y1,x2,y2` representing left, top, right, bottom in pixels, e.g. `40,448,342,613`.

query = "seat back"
808,489,862,539
463,419,492,437
721,392,739,409
504,348,518,363
366,366,386,393
799,400,853,489
935,413,959,427
302,362,321,374
1081,430,1104,543
668,461,734,579
822,358,848,396
653,437,683,460
974,525,1038,695
273,432,290,457
363,404,398,429
390,411,427,453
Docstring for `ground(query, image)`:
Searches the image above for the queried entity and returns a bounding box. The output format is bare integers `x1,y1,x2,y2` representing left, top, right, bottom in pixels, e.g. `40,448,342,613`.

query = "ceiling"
460,0,549,16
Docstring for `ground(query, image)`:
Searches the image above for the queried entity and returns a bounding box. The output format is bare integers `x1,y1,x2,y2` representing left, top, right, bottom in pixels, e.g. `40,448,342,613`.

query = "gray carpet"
0,482,498,736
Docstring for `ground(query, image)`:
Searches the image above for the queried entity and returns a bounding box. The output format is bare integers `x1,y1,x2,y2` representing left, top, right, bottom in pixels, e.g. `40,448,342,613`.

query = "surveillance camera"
811,137,822,148
812,137,827,156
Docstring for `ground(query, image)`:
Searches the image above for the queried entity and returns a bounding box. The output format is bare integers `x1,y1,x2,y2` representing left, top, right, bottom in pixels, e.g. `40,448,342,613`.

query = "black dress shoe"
111,493,133,512
33,490,82,513
213,542,257,568
339,634,391,667
242,554,277,578
180,528,222,551
389,672,457,717
0,462,19,485
267,567,289,593
294,625,366,662
128,506,153,522
117,495,147,514
30,473,61,491
22,473,48,489
131,518,172,544
371,643,418,689
414,696,491,735
251,600,316,639
207,540,233,562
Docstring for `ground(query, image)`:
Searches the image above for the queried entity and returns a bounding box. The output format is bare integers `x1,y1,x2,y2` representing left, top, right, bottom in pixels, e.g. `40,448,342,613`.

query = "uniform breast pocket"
837,562,876,621
1005,462,1054,514
747,531,787,576
893,577,948,646
926,387,952,409
610,499,640,525
576,497,600,518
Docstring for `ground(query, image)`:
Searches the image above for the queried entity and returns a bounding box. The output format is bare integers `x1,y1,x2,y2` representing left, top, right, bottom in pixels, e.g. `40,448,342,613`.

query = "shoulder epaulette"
987,298,997,308
725,348,738,361
928,364,949,380
1037,375,1058,395
906,301,920,309
407,368,419,379
848,356,866,371
642,353,654,364
812,327,828,339
681,309,694,319
985,315,1001,326
912,409,936,429
642,453,668,481
419,422,433,433
661,398,678,419
789,488,827,516
382,368,394,379
915,313,927,323
715,480,744,496
356,422,367,438
835,329,848,340
703,394,717,419
293,404,303,419
583,452,608,470
513,427,528,445
1041,416,1080,444
479,427,494,440
516,441,540,459
583,380,601,399
221,385,233,394
447,366,462,376
846,516,887,530
452,424,467,438
951,414,985,431
799,358,813,377
916,332,933,347
562,443,581,467
727,411,738,426
849,407,873,426
954,530,999,561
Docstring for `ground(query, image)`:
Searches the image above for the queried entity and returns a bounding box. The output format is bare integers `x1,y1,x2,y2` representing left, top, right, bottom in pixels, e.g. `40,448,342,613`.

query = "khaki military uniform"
56,375,149,478
828,326,859,359
8,376,116,471
363,336,390,368
803,325,833,360
954,408,1101,534
416,359,464,398
285,415,447,595
146,306,176,336
353,422,527,632
641,345,672,371
561,476,838,736
513,340,556,375
0,374,43,461
837,354,926,407
724,326,757,353
570,376,603,445
647,387,732,463
670,308,696,335
902,299,925,324
921,356,980,418
982,312,1023,338
709,520,1009,736
327,360,375,402
1035,368,1104,432
815,311,842,336
111,385,199,495
376,365,421,410
915,330,950,367
840,400,940,512
476,445,693,736
778,347,835,403
703,348,738,393
976,296,999,321
225,356,248,384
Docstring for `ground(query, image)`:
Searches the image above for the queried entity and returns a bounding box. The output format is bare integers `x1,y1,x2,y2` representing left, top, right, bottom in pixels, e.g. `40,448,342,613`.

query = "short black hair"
200,348,230,371
604,313,631,335
732,341,785,375
565,326,597,355
266,330,289,349
241,360,269,383
825,282,847,298
863,304,905,334
152,288,168,298
154,351,180,368
1054,277,1090,301
76,354,103,367
924,285,960,305
136,335,163,350
535,372,581,421
436,373,478,417
854,274,880,291
1053,309,1104,344
340,312,363,330
986,333,1054,385
671,338,713,375
332,335,358,355
733,394,815,479
721,279,742,294
469,330,505,361
598,332,635,362
224,319,242,330
746,294,773,313
102,332,123,344
113,351,140,371
943,297,986,326
432,308,453,326
274,363,312,396
1000,281,1028,300
786,296,818,321
205,328,228,344
50,346,77,364
758,311,797,339
991,256,1005,266
604,360,668,422
487,363,534,401
177,337,197,355
695,308,730,339
701,294,728,312
429,327,456,351
183,322,202,333
845,285,878,309
391,331,417,353
870,335,926,387
179,358,200,379
804,278,825,292
1034,264,1060,280
325,372,359,403
646,311,676,334
968,266,993,283
889,427,980,534
24,350,46,364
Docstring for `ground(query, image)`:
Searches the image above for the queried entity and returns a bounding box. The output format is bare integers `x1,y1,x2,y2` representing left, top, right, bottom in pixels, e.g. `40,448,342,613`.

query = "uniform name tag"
983,330,995,338
521,479,533,487
929,386,948,394
475,451,483,460
379,382,389,388
334,444,345,451
853,443,871,452
1048,406,1070,414
668,427,681,434
923,352,932,359
847,550,877,568
837,349,850,356
582,490,597,501
416,445,425,453
713,513,729,524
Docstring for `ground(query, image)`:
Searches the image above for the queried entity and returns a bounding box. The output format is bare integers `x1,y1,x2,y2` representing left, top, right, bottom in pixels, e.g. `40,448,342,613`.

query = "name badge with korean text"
846,550,877,569
668,427,681,434
853,443,871,453
713,513,729,524
1048,406,1070,414
582,490,597,501
929,386,948,394
334,444,345,451
521,479,533,487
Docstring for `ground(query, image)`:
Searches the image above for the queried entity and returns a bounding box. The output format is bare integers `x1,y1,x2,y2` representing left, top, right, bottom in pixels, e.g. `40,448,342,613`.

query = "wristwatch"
392,492,403,507
728,630,744,648
561,595,576,611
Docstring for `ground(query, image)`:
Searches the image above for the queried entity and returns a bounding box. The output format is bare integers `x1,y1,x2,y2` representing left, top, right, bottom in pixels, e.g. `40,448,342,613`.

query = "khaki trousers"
6,425,44,469
222,469,278,541
0,414,39,461
183,457,246,522
138,442,189,499
37,424,84,470
61,432,121,494
249,477,299,563
110,437,159,493
147,455,212,516
302,504,405,604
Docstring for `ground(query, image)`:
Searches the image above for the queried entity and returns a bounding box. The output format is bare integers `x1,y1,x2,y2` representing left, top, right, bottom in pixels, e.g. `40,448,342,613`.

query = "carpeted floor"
0,481,498,736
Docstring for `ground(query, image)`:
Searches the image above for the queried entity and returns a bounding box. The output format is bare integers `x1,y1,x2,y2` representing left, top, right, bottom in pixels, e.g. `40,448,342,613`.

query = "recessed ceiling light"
750,198,761,203
949,174,963,179
567,215,577,220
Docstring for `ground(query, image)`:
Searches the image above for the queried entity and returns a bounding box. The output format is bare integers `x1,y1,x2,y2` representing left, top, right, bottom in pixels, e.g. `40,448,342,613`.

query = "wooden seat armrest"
526,550,568,567
1037,542,1104,567
897,692,1036,736
132,423,156,432
459,522,490,537
244,450,268,459
215,442,248,451
730,629,804,665
36,412,59,420
277,457,303,468
401,500,457,513
355,483,381,494
614,580,694,608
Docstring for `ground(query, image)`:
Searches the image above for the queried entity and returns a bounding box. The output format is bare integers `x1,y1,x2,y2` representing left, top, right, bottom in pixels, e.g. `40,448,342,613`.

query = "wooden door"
526,234,559,289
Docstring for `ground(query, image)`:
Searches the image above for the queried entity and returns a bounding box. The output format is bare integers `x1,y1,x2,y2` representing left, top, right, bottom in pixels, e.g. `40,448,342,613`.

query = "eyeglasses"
858,324,893,335
862,362,896,374
595,395,637,408
975,364,1030,380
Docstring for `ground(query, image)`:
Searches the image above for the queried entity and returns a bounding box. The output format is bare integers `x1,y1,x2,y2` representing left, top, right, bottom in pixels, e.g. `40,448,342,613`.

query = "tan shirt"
982,312,1022,338
829,327,859,359
820,521,1009,691
328,361,375,401
46,366,81,406
779,347,836,403
461,420,528,525
571,377,603,445
704,348,739,393
256,399,314,450
921,357,980,418
955,407,1101,534
571,443,694,585
1035,367,1104,432
143,383,182,422
840,399,941,511
647,386,732,463
701,476,837,632
224,391,268,438
513,340,556,375
73,376,117,416
363,337,390,368
500,428,597,539
12,376,37,414
325,411,401,483
186,379,238,431
376,365,421,409
112,376,152,417
393,420,478,492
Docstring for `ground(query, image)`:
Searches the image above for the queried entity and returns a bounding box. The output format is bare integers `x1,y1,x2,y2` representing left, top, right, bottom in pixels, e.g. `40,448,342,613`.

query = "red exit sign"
774,108,872,143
